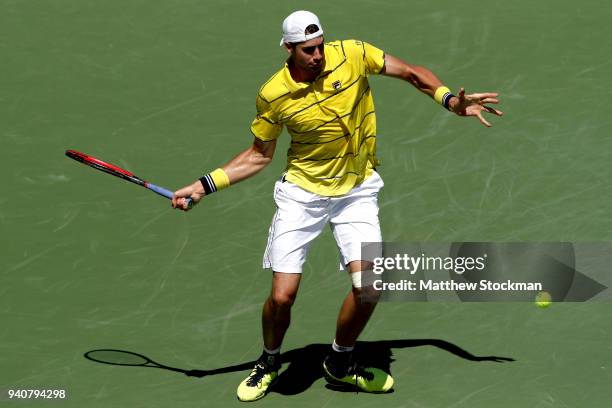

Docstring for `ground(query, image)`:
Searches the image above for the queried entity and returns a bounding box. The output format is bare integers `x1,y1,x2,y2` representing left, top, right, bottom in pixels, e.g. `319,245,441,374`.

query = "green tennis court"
2,0,611,406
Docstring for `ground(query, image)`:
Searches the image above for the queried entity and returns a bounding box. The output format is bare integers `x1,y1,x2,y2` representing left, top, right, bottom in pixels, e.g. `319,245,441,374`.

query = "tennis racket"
65,150,192,208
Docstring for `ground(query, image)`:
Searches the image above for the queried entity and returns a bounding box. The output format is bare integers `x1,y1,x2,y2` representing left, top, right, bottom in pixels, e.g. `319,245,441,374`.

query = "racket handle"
147,183,193,209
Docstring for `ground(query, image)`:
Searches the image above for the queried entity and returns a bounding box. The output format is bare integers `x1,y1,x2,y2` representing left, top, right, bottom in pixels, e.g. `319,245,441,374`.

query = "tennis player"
172,10,502,401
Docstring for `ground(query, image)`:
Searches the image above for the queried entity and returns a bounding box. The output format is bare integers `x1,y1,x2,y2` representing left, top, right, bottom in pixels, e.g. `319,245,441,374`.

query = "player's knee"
350,271,380,303
352,284,380,304
270,291,296,309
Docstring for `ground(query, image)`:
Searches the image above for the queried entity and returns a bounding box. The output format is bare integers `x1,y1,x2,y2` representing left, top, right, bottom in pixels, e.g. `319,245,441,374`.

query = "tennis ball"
535,291,552,308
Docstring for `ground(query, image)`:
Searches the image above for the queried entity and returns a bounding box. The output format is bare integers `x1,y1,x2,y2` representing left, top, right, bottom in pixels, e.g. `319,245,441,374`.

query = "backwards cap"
280,10,324,46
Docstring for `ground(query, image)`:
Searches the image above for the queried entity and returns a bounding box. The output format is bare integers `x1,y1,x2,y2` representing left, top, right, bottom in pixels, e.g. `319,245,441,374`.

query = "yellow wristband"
210,168,230,190
434,86,451,105
434,86,455,111
200,168,230,194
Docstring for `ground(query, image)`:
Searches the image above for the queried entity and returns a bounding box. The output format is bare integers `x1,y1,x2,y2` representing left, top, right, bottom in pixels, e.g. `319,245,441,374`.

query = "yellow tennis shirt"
251,39,385,196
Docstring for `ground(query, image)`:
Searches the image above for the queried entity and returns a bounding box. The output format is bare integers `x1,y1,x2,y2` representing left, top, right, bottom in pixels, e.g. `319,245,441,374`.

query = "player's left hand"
450,88,503,127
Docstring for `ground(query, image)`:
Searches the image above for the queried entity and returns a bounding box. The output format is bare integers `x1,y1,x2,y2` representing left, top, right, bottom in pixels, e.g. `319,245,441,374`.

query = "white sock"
263,345,281,355
332,339,354,353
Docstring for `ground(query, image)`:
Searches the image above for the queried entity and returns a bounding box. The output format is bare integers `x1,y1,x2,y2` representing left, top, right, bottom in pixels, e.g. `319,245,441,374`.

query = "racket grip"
147,183,193,209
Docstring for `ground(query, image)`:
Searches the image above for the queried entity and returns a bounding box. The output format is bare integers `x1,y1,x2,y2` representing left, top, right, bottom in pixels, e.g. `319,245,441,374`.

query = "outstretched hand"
450,88,503,127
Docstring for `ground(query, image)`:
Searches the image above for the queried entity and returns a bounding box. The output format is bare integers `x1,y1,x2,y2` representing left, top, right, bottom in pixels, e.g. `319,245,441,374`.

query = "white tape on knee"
351,270,376,288
351,271,363,288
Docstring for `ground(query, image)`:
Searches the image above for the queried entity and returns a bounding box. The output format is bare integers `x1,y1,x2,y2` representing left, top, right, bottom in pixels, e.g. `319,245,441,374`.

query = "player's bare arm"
381,53,503,127
171,137,277,211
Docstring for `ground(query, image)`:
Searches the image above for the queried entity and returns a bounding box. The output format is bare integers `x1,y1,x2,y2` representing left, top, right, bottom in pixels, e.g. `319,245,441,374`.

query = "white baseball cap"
280,10,324,46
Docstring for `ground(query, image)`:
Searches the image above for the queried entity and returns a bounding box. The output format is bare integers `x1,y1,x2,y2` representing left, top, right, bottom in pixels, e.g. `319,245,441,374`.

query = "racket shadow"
83,349,254,378
83,339,515,395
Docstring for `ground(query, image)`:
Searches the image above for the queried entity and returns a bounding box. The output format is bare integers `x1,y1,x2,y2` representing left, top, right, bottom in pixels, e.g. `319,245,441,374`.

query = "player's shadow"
84,339,513,395
272,340,514,395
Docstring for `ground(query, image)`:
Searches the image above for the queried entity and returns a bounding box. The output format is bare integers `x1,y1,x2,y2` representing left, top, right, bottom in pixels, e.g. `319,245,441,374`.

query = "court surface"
2,1,611,407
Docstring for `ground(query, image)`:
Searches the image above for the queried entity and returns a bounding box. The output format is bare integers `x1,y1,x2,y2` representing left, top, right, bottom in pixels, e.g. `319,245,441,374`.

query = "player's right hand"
172,180,205,211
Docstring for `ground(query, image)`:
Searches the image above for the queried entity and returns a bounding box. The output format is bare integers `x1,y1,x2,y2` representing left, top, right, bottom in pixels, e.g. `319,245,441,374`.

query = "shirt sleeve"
250,94,283,141
345,39,386,75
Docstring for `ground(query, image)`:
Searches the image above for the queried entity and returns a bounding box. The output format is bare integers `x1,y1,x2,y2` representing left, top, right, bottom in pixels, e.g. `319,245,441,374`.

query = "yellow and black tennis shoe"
322,355,394,393
237,360,279,402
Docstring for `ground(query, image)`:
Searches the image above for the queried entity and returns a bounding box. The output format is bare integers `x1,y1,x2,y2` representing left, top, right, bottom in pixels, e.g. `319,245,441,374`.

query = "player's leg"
323,171,393,392
237,272,301,402
330,172,384,347
262,271,302,352
334,260,379,347
237,178,328,402
323,262,392,393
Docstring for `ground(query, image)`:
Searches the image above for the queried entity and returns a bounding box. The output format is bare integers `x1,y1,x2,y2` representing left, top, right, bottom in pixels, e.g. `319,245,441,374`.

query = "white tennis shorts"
263,171,384,273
